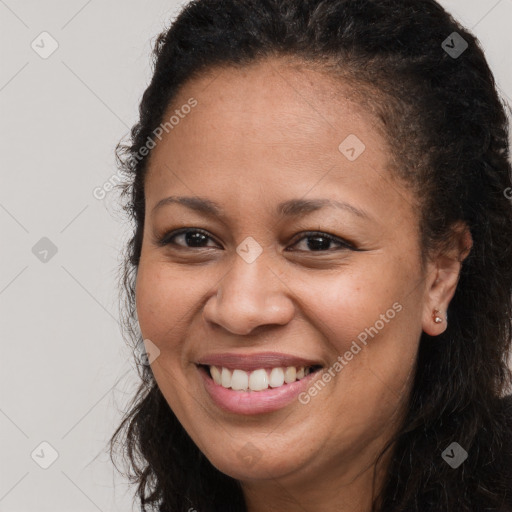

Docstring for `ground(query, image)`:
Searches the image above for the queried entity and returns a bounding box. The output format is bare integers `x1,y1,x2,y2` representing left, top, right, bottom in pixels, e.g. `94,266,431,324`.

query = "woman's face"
135,58,442,487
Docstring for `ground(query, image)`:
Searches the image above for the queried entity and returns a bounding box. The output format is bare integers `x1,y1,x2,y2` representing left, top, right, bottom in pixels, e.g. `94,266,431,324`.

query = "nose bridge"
202,246,294,336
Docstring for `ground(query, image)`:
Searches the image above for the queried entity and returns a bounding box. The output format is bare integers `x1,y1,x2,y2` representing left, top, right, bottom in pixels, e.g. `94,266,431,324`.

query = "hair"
109,1,512,511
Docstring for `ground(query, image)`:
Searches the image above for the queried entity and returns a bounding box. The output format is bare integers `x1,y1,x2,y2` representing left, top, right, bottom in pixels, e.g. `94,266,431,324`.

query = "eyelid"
155,227,221,248
156,227,358,252
286,230,356,251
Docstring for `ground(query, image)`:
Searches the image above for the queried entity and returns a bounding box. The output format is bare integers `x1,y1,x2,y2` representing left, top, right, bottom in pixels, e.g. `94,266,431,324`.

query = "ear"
422,221,473,336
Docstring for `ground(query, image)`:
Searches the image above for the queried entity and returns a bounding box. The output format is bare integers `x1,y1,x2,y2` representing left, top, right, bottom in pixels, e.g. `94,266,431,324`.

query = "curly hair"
109,1,512,511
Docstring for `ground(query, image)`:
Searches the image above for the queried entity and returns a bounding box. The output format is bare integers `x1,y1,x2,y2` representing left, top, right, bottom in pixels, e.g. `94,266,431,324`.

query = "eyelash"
156,228,357,252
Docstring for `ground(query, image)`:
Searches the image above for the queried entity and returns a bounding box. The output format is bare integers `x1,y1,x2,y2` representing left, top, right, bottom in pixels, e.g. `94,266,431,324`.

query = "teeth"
221,367,232,388
269,367,284,388
210,365,222,385
284,366,296,383
231,369,249,391
249,369,269,391
208,365,313,391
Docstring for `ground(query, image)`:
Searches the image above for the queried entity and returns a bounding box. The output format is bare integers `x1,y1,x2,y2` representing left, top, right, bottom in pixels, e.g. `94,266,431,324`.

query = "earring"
433,309,444,324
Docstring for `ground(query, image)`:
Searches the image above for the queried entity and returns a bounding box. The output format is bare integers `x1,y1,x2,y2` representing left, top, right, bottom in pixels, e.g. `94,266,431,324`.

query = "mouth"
195,354,325,415
197,363,323,392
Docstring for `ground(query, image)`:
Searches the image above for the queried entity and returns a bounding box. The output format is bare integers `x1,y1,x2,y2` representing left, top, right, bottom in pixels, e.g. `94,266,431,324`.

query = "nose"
202,250,295,336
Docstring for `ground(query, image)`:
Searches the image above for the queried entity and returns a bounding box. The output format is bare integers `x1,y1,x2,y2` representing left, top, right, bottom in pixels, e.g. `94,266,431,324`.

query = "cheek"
290,259,411,344
135,264,166,340
135,260,201,341
135,260,187,357
134,260,203,409
292,258,421,397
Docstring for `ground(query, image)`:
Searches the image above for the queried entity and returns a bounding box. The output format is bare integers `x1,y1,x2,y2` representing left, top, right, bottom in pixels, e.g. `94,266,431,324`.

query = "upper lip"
196,351,324,371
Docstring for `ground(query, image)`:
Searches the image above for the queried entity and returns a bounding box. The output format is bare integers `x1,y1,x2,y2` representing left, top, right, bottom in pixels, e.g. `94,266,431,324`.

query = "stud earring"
433,309,444,324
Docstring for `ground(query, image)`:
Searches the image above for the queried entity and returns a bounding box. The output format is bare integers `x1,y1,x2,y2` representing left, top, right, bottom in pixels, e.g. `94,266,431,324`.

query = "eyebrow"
151,195,370,220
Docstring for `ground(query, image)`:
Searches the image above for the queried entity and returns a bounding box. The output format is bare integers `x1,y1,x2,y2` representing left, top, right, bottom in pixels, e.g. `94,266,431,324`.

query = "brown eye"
157,228,219,249
287,232,356,252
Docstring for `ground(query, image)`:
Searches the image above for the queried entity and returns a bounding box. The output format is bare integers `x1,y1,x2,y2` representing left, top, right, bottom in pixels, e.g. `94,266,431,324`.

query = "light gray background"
1,1,511,511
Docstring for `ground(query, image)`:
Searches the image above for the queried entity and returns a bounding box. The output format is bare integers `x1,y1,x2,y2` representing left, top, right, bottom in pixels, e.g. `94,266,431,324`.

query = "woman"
110,1,512,510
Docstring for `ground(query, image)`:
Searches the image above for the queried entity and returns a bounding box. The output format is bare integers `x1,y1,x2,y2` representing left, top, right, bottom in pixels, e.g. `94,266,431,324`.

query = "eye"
287,231,355,252
156,228,220,249
156,228,356,252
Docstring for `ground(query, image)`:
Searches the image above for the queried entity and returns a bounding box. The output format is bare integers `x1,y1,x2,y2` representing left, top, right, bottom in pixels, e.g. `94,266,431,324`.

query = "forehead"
163,58,380,152
144,58,414,225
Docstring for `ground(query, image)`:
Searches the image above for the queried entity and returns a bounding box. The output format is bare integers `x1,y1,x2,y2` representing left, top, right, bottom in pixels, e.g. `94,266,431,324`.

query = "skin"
135,57,472,512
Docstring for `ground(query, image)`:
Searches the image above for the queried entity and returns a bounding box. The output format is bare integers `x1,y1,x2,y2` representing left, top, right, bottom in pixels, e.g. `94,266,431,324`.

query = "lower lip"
198,365,322,415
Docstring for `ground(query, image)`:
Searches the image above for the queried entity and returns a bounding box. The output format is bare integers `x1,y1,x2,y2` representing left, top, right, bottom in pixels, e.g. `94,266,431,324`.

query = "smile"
205,364,320,391
195,353,325,415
